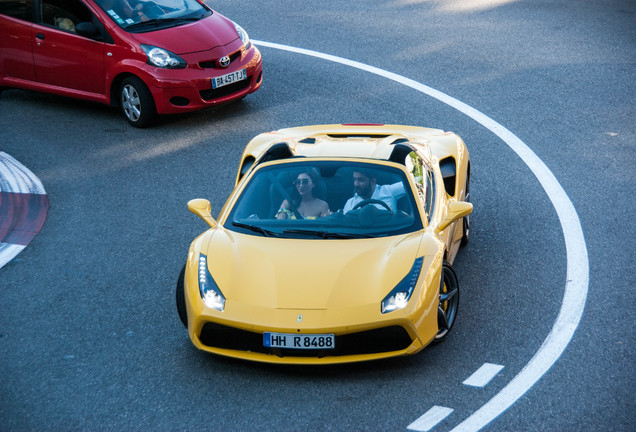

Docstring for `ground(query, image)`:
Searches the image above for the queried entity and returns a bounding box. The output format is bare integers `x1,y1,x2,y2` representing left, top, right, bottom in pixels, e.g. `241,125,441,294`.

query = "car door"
32,0,105,96
0,0,37,83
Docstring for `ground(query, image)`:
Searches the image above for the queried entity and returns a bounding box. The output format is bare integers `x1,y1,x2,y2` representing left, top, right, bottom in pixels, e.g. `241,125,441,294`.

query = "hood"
204,229,424,310
130,13,239,55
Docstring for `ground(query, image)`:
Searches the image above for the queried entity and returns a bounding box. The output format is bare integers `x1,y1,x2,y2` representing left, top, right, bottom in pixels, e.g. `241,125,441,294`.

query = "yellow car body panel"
179,124,471,364
184,231,444,364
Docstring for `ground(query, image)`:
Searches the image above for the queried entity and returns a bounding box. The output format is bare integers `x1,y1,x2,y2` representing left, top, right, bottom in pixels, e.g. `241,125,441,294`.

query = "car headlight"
198,254,225,311
141,44,186,69
381,257,423,314
232,22,250,47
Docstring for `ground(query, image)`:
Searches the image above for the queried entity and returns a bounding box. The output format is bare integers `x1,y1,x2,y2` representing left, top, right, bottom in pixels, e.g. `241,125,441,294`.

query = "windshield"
95,0,211,30
226,161,424,239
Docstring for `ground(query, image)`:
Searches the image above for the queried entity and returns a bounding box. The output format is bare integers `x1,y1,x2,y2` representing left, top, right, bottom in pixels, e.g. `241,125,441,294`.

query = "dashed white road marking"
463,363,505,388
408,406,454,432
253,40,590,431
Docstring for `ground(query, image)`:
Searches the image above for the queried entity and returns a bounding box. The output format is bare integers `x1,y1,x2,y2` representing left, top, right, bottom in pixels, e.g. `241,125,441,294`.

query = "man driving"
343,169,406,213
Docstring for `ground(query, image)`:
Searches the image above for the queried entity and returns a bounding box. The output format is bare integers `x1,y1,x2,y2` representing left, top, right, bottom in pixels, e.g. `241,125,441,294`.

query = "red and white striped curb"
0,152,50,269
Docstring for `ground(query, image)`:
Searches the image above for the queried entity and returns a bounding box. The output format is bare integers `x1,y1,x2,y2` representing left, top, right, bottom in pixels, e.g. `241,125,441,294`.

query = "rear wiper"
232,222,279,237
283,229,373,239
126,17,199,30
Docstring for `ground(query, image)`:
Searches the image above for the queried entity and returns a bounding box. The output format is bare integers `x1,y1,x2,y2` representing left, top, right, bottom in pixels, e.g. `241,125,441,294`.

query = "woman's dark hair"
289,167,321,206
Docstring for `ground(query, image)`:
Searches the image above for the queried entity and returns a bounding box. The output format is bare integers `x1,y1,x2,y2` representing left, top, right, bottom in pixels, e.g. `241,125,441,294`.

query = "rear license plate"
212,69,247,89
263,332,335,349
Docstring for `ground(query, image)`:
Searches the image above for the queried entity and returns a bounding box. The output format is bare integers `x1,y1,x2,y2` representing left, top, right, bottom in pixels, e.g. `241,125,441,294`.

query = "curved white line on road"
253,40,590,431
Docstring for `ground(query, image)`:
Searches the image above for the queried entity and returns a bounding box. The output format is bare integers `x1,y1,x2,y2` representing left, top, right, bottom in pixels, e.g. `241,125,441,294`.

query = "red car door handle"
35,33,45,46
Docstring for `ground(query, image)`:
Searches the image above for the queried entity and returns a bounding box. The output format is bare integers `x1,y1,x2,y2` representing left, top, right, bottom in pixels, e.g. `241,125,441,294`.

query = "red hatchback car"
0,0,262,126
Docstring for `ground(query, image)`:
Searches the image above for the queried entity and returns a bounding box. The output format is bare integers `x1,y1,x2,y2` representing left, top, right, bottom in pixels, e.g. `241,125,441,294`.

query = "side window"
41,0,93,33
405,151,425,200
424,168,434,221
0,0,34,21
405,151,434,222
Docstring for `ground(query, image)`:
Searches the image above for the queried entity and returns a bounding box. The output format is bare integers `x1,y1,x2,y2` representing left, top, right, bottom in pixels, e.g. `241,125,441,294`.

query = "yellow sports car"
176,124,472,364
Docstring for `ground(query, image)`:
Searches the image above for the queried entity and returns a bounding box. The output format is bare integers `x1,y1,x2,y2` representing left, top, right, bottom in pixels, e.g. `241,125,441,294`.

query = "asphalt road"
1,1,634,431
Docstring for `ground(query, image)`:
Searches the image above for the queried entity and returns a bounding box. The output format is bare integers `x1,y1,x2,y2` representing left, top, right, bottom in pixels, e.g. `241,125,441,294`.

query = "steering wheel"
352,199,393,213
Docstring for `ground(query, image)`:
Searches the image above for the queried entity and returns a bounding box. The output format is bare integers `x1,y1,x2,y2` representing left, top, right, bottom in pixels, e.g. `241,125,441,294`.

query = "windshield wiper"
232,222,279,237
282,229,373,239
126,17,199,30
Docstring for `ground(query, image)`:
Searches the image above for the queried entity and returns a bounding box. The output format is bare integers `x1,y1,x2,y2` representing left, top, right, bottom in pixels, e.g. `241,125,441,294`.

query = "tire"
434,261,459,342
119,76,156,128
176,264,188,328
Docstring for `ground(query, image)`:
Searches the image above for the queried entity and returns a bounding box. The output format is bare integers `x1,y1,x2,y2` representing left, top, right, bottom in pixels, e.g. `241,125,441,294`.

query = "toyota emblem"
219,56,231,68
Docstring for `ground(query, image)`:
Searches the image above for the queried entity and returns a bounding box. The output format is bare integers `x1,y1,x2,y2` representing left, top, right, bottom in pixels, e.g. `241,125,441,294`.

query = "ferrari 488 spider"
176,124,472,364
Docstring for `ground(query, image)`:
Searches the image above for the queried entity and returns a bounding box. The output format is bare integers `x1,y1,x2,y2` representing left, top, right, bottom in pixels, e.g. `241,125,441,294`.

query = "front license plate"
211,69,247,89
263,332,335,350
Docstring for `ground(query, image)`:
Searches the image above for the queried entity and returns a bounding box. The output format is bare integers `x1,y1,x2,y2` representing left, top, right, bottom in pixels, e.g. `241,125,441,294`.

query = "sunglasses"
293,178,311,186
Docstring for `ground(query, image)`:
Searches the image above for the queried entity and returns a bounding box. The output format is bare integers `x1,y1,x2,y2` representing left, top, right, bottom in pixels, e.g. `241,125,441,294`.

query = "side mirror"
188,199,217,228
435,201,473,234
75,22,99,38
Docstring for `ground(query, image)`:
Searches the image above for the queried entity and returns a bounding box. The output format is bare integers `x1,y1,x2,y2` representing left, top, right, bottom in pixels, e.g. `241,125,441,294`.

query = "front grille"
199,323,413,357
198,51,242,69
199,78,251,101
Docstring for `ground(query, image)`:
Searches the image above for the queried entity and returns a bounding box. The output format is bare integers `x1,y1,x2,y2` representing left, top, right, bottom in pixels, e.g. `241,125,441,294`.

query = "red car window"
0,0,34,21
40,0,93,32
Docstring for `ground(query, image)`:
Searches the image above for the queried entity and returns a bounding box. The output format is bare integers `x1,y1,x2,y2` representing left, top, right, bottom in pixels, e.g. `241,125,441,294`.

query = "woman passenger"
276,169,330,219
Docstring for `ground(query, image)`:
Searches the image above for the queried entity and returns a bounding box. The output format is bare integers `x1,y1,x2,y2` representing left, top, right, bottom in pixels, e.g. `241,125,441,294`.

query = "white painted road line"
0,243,26,267
0,151,46,194
463,364,505,388
253,40,590,431
408,406,454,432
0,152,49,269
